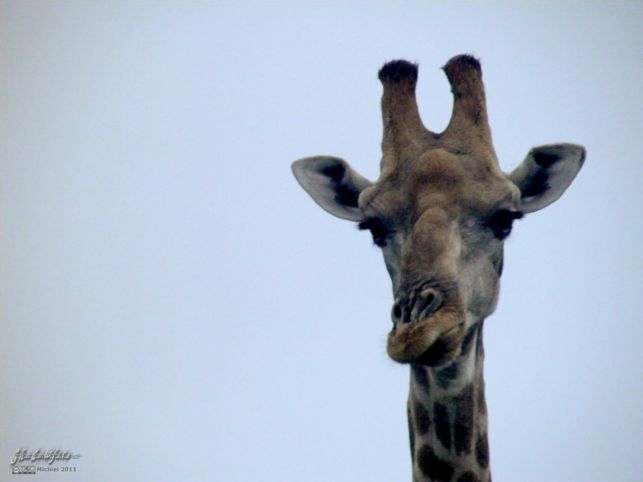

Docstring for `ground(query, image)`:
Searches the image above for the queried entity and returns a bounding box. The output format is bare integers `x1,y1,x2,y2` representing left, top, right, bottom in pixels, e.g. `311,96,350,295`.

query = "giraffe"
291,55,584,481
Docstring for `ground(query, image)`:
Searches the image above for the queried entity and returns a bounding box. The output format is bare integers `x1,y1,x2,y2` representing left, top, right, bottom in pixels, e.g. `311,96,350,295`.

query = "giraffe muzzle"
387,286,466,365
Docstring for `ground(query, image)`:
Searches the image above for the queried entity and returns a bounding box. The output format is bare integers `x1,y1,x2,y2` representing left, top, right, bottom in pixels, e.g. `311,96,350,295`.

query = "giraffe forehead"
363,157,510,220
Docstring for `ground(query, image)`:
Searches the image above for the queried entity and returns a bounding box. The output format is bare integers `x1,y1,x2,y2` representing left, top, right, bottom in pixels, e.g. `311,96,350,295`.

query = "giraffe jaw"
386,307,466,366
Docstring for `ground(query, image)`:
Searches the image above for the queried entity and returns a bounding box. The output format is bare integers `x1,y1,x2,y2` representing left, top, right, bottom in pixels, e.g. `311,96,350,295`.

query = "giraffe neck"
407,324,490,482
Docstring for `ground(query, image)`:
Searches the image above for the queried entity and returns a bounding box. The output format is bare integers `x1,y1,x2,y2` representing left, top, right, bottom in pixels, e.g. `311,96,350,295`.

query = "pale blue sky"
1,2,642,481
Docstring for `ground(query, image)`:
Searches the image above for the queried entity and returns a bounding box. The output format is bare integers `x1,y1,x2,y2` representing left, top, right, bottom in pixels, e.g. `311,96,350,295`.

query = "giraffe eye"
487,210,523,240
358,218,390,247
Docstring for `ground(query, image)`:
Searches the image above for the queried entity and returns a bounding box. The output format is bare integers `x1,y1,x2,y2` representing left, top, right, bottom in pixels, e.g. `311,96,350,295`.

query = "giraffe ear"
292,156,372,221
508,143,586,213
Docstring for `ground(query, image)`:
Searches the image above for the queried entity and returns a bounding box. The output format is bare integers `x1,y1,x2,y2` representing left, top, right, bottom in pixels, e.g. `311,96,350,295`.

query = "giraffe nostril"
424,291,436,306
392,302,403,323
417,288,444,320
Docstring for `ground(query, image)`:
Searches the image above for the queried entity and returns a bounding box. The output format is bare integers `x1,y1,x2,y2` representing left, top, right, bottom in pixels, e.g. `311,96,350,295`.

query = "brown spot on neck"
433,401,452,450
457,471,482,482
413,398,431,435
417,445,454,482
453,385,475,455
475,434,489,469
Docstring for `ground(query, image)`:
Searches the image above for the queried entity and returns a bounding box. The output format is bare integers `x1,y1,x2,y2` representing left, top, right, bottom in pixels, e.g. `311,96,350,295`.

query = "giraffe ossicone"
292,55,584,482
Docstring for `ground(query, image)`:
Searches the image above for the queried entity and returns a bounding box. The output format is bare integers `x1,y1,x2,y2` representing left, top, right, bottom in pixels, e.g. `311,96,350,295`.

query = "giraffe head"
293,55,584,367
